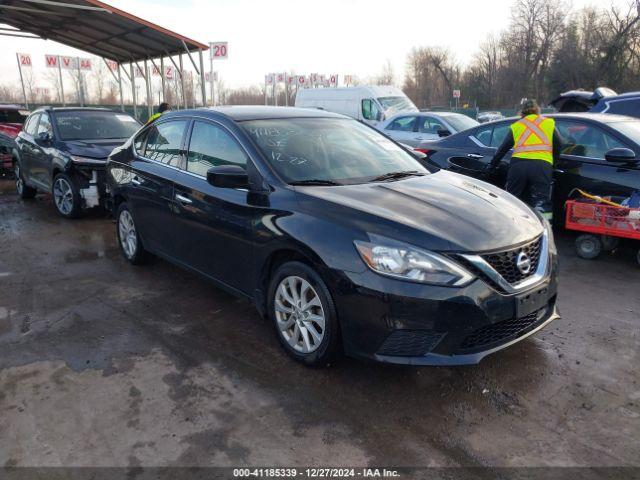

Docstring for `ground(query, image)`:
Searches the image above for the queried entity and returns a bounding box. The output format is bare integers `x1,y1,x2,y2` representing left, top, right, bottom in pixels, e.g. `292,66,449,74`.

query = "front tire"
116,202,148,265
267,261,340,367
52,173,81,218
14,162,36,199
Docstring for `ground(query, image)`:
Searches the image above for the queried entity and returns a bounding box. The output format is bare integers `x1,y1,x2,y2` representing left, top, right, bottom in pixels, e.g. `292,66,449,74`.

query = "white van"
294,85,417,128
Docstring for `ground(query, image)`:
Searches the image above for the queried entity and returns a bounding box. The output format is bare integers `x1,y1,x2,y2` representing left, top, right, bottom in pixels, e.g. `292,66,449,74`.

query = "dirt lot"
0,178,639,471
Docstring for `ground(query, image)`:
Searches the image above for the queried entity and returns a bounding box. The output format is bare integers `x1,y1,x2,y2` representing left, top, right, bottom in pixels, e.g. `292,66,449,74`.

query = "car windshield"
377,96,417,115
54,111,140,141
442,114,479,132
0,109,29,124
611,121,640,144
242,118,427,185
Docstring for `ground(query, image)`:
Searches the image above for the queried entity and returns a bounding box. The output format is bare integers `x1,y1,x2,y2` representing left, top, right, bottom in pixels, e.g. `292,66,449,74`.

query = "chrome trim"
459,230,549,294
175,193,192,204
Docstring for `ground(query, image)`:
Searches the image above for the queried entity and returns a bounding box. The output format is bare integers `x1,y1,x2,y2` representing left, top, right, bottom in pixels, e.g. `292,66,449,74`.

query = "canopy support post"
15,53,28,109
178,53,186,109
117,64,124,112
57,55,65,106
160,56,166,102
144,59,152,120
198,49,206,107
130,62,137,121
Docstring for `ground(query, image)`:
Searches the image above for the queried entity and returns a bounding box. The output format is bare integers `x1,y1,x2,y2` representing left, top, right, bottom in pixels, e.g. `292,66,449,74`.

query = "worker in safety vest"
147,102,171,124
488,99,562,220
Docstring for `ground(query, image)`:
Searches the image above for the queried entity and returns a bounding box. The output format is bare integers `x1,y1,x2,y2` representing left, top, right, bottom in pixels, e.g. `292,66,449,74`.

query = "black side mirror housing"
605,147,637,163
437,129,451,138
206,165,249,189
36,131,52,145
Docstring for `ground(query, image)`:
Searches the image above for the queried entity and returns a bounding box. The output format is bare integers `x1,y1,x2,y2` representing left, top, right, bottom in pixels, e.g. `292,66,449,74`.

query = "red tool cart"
565,200,640,264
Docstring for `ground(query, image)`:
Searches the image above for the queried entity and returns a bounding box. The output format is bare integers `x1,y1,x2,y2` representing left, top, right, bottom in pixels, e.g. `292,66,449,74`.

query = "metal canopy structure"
0,0,209,118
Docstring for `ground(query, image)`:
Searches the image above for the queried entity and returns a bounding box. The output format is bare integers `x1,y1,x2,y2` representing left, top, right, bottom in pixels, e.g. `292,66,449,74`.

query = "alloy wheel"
275,275,325,353
118,210,138,259
53,177,74,215
15,164,23,195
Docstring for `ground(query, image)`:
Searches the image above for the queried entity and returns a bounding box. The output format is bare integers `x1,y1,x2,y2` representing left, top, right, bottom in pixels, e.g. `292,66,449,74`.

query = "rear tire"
636,249,640,267
52,173,81,218
116,202,148,265
14,161,36,199
575,234,602,260
267,261,340,367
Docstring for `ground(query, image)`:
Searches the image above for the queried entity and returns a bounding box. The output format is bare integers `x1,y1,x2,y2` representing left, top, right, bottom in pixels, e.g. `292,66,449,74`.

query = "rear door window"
556,120,626,159
186,121,247,177
474,126,493,146
418,117,444,134
143,120,188,167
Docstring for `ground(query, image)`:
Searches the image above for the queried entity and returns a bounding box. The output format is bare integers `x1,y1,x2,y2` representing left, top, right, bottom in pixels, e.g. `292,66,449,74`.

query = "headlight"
70,155,106,165
354,238,475,287
544,218,557,255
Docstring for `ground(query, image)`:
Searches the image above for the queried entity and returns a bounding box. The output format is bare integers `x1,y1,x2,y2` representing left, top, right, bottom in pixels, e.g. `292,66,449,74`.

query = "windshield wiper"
370,170,425,182
289,179,342,186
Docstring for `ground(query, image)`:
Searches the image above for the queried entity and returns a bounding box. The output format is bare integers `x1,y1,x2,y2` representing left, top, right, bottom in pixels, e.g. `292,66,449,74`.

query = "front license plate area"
516,285,549,318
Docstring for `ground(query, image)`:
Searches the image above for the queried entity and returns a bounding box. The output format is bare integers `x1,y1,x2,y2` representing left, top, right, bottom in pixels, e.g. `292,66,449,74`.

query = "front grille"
459,308,545,351
481,236,542,284
377,330,444,357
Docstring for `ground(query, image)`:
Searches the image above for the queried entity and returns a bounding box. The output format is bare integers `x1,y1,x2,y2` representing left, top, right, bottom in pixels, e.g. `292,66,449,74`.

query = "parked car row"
0,104,29,175
550,87,640,118
379,111,479,147
417,113,640,222
12,105,560,368
13,107,141,217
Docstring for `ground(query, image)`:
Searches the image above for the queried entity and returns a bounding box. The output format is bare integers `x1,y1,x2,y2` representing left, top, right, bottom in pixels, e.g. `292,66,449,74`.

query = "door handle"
555,169,565,173
131,177,142,186
467,154,484,159
175,193,192,205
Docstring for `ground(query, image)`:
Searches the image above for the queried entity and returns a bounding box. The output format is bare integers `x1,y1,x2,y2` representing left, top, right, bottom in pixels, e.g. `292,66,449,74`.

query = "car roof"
598,91,640,101
0,104,27,110
477,112,639,127
42,107,117,113
163,106,349,122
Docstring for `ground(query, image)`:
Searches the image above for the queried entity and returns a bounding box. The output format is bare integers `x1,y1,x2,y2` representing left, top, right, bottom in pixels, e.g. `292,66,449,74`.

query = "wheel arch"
256,245,329,317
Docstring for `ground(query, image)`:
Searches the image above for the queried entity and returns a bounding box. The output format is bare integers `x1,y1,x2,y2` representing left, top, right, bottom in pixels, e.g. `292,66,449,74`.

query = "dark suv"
107,106,559,367
13,107,140,217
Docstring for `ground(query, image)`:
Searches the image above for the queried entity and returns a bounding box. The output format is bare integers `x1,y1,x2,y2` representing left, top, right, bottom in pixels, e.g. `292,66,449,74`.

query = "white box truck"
294,85,417,128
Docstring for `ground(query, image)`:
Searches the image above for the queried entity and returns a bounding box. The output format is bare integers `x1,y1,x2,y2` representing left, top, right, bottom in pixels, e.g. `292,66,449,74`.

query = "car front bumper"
331,249,559,366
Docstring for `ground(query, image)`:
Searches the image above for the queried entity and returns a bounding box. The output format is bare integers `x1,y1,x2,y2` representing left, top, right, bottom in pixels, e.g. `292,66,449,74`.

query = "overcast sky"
0,0,631,92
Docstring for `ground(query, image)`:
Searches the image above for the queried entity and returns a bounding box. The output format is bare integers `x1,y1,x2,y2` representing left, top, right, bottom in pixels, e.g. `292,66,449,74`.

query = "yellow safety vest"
147,112,162,124
510,114,555,164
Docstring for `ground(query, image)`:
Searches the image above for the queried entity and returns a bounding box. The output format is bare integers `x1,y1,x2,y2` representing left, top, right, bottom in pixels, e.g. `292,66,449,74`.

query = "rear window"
54,110,140,141
0,109,29,124
442,114,479,133
610,121,640,145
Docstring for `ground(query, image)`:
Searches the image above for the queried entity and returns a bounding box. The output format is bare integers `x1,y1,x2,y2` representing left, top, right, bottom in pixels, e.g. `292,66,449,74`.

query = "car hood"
63,139,128,159
295,171,543,253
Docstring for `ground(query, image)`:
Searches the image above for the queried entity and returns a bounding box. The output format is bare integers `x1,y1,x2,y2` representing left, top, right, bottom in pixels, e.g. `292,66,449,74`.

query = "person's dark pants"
506,158,553,217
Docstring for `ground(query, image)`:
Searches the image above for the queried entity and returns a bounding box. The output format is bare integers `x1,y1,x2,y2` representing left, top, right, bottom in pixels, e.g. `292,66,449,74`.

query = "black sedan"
418,113,640,221
107,106,559,367
13,107,141,217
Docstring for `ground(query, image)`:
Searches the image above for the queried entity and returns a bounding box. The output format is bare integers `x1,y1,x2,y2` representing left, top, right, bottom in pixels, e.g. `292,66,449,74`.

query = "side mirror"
437,129,451,138
206,164,249,189
605,147,636,163
36,131,52,145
